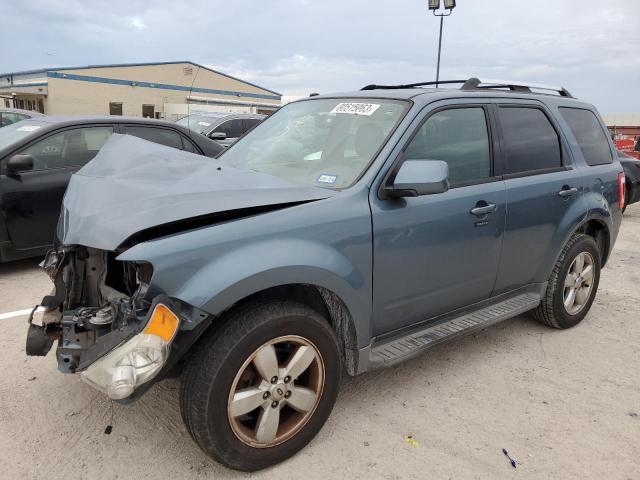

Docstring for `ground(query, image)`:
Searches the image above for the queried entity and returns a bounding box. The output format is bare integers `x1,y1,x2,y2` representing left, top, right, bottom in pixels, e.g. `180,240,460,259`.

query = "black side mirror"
386,160,449,198
209,132,227,140
7,154,35,174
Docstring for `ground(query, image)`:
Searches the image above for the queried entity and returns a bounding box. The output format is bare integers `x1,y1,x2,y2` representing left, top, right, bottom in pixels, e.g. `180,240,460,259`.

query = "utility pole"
427,0,457,87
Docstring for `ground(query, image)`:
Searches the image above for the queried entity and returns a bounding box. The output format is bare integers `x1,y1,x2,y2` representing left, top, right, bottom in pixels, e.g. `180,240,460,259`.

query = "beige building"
0,61,281,120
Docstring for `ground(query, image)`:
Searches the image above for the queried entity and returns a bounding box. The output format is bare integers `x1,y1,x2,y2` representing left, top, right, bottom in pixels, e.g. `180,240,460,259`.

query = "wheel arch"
575,217,610,267
203,283,361,376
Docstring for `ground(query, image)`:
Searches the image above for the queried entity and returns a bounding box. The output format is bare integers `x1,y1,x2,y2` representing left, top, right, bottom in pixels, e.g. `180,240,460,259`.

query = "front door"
0,126,114,251
371,103,506,336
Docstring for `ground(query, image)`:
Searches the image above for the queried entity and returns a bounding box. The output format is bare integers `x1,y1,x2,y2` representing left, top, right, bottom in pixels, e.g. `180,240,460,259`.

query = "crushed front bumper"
25,247,214,402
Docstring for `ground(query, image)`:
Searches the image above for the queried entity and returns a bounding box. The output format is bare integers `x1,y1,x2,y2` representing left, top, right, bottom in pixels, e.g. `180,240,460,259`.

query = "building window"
4,100,9,108
142,104,155,118
109,102,123,116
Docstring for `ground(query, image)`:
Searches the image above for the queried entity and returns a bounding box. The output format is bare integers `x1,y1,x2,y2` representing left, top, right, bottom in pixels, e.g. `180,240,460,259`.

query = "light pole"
428,0,457,87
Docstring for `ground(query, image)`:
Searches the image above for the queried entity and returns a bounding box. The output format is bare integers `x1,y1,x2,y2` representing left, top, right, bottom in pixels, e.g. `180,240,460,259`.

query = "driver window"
20,127,114,170
405,108,491,185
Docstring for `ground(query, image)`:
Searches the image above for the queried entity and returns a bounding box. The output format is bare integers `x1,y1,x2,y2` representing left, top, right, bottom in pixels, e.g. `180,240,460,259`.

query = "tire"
533,233,601,329
179,300,341,471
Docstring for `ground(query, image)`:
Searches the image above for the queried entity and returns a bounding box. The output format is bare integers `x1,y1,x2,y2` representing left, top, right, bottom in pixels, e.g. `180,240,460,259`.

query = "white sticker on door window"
330,103,381,116
16,125,41,132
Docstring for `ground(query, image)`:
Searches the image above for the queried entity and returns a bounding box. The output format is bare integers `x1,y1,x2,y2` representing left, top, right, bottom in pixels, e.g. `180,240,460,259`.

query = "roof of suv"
310,77,592,108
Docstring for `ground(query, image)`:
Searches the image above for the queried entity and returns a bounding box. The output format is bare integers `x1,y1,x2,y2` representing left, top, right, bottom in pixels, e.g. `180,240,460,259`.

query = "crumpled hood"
58,134,335,251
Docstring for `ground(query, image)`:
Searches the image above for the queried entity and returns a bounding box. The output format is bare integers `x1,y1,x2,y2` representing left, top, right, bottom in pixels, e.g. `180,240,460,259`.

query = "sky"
1,0,638,113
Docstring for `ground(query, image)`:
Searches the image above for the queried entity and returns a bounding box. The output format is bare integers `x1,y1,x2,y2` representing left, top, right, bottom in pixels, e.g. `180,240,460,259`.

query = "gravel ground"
0,205,638,480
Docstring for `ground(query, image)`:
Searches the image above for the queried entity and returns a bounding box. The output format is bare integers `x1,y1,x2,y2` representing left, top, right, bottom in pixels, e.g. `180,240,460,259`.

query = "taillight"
618,172,626,210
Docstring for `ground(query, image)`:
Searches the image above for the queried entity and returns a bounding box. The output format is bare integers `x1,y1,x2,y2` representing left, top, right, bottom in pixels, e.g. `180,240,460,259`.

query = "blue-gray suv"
27,78,625,471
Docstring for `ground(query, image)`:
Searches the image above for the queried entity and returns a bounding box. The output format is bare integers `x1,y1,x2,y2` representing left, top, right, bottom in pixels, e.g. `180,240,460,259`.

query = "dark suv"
27,78,624,471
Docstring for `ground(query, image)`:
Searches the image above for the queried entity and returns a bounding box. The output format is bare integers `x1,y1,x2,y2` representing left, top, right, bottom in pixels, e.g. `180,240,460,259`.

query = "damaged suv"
28,78,624,471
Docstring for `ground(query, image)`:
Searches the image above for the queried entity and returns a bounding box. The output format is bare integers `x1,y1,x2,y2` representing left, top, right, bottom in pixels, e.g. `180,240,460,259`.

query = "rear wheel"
179,301,341,471
533,233,601,329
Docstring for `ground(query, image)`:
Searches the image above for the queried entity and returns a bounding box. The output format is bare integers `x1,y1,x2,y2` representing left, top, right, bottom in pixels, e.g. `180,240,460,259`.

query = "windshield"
176,114,225,134
0,121,45,150
219,98,408,189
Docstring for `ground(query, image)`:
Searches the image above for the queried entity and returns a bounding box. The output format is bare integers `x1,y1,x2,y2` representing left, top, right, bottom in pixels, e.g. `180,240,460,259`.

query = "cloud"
126,17,147,30
0,0,638,112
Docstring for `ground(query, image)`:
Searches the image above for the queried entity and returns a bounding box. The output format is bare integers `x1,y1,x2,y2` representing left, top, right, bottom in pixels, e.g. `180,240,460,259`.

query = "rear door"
492,101,586,295
370,101,506,335
0,125,114,250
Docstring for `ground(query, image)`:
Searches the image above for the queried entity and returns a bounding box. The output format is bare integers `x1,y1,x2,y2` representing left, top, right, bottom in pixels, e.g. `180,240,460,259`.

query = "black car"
618,150,640,212
0,116,224,262
0,107,45,127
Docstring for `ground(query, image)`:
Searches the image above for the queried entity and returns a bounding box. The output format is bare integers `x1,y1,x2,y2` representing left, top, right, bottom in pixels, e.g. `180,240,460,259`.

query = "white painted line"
0,306,44,320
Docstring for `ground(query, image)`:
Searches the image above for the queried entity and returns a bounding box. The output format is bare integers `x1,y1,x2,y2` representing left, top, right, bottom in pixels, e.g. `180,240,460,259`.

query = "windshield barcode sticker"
197,121,211,127
331,103,380,116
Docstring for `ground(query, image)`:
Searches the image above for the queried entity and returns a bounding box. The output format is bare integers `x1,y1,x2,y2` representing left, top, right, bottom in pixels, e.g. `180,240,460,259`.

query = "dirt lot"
0,206,638,480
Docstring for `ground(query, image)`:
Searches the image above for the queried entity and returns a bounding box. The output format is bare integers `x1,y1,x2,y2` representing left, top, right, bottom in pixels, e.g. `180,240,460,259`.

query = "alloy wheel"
563,251,595,315
227,335,325,448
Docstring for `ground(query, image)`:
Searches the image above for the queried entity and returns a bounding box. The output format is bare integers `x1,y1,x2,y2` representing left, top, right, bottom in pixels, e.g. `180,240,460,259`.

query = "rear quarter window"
124,126,183,150
559,107,613,166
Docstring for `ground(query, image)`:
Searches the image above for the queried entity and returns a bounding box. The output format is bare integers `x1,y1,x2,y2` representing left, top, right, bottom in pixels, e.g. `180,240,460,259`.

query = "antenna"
184,63,202,148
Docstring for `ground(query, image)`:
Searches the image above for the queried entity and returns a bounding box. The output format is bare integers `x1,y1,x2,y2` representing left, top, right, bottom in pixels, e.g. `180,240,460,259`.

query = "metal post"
436,15,444,88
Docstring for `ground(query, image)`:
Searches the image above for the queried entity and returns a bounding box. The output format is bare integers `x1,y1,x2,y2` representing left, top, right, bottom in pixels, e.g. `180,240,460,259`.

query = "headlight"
80,303,180,400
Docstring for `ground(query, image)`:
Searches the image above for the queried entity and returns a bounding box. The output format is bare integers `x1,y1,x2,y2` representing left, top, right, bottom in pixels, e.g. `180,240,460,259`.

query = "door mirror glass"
387,160,449,198
209,132,227,140
7,154,35,173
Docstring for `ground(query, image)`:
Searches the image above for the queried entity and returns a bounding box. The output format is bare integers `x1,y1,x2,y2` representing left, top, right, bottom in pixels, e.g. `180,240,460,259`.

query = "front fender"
177,238,364,316
117,191,374,348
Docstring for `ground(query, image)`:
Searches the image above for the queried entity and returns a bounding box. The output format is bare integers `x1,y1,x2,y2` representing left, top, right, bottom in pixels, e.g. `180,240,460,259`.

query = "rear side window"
559,108,612,166
499,107,562,174
124,126,183,150
405,107,491,185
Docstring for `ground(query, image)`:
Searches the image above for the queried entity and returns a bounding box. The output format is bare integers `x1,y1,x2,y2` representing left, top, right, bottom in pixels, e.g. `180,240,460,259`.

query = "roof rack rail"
361,77,573,98
460,78,573,98
361,80,468,90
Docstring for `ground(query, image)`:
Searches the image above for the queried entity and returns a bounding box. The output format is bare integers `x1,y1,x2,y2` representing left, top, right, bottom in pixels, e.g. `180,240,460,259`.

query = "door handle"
470,202,497,216
558,187,578,198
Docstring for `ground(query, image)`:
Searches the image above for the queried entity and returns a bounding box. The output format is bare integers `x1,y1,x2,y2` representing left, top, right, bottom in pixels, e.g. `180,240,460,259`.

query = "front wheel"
533,233,601,329
179,300,341,471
